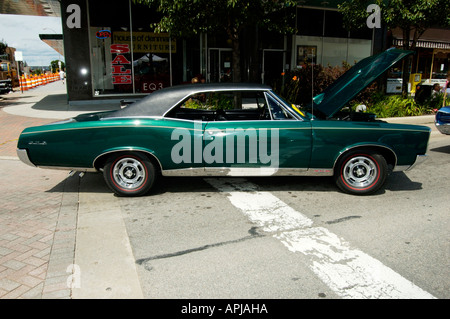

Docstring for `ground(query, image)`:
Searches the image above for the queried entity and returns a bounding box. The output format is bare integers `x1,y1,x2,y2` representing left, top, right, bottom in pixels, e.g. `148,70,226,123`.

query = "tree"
338,0,450,97
133,0,296,82
0,40,8,57
50,60,65,73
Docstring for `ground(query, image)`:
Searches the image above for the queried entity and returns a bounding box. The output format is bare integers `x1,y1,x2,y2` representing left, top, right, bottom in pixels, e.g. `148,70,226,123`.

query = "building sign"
110,44,132,85
141,81,164,93
113,32,176,53
96,30,111,39
14,51,23,62
297,45,317,68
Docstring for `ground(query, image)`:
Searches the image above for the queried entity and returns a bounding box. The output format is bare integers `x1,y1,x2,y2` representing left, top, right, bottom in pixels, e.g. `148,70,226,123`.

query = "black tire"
335,150,387,195
103,152,156,196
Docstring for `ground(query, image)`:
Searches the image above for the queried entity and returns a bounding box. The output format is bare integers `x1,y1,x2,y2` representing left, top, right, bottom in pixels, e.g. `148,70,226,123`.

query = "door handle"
204,130,216,140
205,130,226,140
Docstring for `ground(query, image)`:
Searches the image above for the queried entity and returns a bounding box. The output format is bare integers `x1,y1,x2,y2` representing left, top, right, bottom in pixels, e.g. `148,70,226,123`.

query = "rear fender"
93,147,163,171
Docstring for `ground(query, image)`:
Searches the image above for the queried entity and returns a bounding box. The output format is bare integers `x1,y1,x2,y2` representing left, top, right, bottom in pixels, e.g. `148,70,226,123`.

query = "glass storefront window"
88,0,174,96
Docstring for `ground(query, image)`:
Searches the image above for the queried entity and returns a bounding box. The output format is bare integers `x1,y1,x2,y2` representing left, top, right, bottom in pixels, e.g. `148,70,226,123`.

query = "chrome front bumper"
435,122,450,135
406,154,428,171
394,154,428,172
16,149,36,168
436,107,450,135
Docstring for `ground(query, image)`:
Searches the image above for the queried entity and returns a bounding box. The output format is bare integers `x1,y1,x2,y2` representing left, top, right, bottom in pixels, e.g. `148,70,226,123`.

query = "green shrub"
365,95,430,118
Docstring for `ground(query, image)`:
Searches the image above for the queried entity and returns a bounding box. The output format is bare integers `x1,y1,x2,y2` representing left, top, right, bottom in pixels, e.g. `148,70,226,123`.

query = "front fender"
333,143,397,171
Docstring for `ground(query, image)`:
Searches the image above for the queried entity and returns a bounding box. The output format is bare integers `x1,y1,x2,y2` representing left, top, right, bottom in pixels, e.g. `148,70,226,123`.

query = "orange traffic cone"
20,76,27,91
26,77,32,90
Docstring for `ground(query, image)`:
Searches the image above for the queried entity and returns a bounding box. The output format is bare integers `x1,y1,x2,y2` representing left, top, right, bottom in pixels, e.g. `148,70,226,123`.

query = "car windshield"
269,91,309,119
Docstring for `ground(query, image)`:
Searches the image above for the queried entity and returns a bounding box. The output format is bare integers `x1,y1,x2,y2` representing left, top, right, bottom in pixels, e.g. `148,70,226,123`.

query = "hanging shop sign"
113,32,176,53
110,44,132,85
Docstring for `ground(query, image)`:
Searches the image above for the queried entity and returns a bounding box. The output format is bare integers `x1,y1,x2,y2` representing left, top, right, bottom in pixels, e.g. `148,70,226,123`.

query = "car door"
202,91,312,175
160,118,207,171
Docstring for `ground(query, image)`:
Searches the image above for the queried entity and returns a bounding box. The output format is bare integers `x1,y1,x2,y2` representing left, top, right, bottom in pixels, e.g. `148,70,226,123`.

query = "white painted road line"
205,178,435,299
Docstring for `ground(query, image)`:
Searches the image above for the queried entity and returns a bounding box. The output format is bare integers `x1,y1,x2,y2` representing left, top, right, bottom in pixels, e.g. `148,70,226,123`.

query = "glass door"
262,49,285,86
208,48,233,82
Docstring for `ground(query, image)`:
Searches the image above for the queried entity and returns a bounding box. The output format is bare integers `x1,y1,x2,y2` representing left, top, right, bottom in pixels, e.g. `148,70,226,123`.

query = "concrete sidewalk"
0,82,141,299
0,81,440,299
1,81,121,120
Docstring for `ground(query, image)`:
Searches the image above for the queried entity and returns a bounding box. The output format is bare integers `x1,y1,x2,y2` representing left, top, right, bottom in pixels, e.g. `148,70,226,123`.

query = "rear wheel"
335,150,387,195
103,152,156,196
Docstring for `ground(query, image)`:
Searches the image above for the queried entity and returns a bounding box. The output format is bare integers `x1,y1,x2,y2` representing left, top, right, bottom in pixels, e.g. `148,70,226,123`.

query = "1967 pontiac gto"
17,49,431,196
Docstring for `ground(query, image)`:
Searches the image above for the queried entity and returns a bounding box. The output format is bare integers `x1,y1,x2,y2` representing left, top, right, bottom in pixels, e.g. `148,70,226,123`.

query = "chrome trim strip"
333,144,398,170
162,87,271,118
266,91,303,121
37,166,97,172
16,149,36,168
161,167,333,177
92,148,164,171
314,126,430,133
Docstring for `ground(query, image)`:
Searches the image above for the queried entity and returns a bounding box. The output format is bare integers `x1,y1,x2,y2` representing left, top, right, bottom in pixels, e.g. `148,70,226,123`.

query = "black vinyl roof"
105,83,271,118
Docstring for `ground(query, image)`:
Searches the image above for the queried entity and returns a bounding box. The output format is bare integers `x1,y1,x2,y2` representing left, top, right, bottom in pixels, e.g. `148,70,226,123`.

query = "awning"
133,54,168,66
392,27,450,50
0,0,60,17
39,34,64,57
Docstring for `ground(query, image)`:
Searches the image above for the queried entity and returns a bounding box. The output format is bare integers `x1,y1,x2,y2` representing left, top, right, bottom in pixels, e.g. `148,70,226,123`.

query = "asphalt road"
79,133,449,299
2,83,447,302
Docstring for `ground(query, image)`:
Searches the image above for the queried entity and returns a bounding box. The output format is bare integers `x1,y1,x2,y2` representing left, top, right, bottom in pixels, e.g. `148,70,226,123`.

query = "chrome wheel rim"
343,156,377,189
113,157,146,190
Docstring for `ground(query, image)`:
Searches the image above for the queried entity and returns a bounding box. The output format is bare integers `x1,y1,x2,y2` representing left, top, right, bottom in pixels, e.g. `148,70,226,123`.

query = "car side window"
265,93,294,120
167,90,271,121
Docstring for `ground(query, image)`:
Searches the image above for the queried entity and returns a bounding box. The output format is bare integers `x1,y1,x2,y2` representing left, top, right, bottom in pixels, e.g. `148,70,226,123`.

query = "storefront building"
292,6,375,69
388,27,450,93
60,0,379,104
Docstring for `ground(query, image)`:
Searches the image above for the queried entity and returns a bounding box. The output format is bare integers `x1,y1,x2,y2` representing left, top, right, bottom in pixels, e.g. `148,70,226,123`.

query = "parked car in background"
435,106,450,135
17,49,431,196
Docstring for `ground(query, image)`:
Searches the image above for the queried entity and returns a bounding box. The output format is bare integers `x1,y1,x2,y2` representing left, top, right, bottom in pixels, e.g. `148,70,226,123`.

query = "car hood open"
308,48,414,119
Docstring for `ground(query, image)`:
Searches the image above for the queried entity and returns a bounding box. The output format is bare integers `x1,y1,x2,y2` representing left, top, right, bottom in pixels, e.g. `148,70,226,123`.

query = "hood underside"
309,48,414,119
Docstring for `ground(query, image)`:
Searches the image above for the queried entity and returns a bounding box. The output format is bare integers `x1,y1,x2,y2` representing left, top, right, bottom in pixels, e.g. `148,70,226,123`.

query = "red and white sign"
110,44,131,85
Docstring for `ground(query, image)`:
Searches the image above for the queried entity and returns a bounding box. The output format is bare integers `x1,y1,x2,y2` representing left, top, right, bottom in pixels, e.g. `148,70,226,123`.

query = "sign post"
14,51,23,93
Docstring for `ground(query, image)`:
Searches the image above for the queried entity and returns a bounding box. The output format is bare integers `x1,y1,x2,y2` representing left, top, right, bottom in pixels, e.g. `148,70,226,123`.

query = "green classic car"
17,49,430,196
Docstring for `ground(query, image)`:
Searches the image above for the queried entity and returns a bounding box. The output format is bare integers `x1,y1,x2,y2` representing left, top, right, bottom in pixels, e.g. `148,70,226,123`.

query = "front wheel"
335,151,387,195
103,152,156,196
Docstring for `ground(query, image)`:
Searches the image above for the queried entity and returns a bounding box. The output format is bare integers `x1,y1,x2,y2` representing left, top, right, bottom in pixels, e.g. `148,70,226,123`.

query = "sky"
0,13,64,66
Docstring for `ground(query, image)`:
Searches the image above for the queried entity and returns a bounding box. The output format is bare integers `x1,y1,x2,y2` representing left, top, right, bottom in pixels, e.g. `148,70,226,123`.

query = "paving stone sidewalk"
0,83,79,299
0,159,79,298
